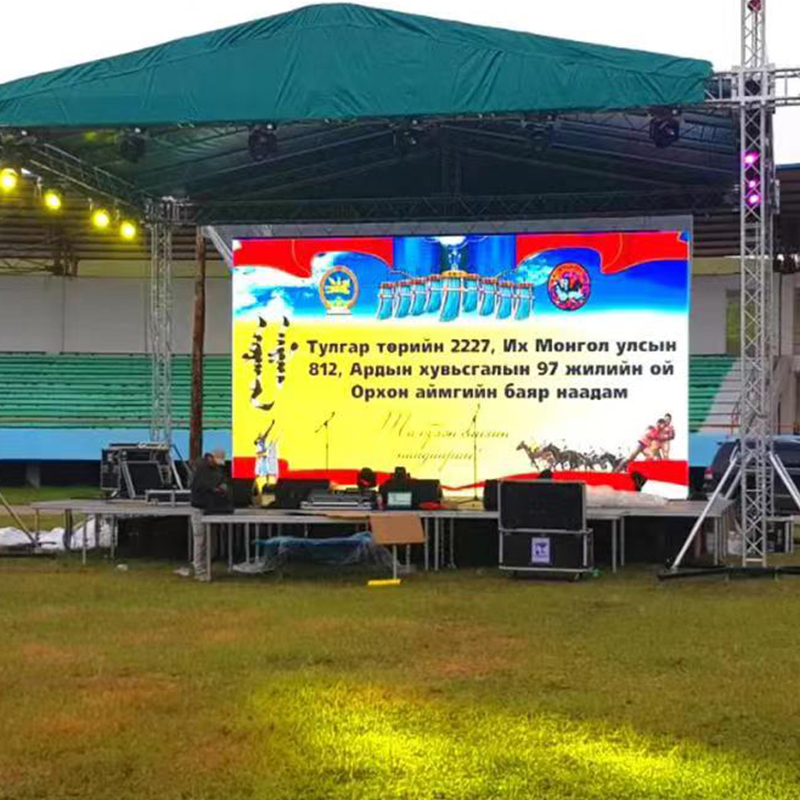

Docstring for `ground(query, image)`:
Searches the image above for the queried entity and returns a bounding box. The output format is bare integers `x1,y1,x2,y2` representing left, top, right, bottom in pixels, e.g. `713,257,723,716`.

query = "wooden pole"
189,227,206,462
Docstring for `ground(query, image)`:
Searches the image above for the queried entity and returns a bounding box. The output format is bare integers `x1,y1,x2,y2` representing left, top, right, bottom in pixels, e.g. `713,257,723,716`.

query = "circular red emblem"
547,263,591,311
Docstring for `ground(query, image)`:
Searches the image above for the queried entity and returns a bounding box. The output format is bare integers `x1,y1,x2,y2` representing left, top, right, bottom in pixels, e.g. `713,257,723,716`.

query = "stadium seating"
688,354,738,433
0,353,230,428
0,352,735,433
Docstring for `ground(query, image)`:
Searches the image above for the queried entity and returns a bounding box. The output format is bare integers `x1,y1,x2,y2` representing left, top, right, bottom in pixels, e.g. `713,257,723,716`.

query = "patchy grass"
0,485,100,506
0,514,37,530
0,486,97,533
0,561,799,799
0,514,79,535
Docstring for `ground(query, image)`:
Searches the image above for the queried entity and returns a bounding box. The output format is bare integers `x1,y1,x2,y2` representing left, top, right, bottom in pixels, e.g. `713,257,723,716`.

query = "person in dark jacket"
189,449,232,581
191,450,233,513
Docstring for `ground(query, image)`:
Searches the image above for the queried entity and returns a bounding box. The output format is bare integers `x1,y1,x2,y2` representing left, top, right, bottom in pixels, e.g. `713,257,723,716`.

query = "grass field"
0,485,100,506
1,559,800,800
0,485,99,534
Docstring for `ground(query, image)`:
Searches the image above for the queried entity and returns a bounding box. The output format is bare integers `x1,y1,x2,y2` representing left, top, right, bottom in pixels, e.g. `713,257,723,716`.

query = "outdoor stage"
32,497,734,581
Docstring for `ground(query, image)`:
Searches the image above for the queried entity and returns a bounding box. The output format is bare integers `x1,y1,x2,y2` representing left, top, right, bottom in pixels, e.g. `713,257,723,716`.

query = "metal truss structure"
734,0,772,566
191,185,732,226
697,0,769,566
7,1,798,572
19,141,153,214
147,202,177,444
670,0,800,570
706,68,800,108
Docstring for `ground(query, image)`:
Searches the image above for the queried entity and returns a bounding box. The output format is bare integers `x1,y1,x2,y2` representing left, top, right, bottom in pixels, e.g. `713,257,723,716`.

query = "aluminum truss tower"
690,0,800,569
10,0,800,503
737,0,773,566
147,202,177,445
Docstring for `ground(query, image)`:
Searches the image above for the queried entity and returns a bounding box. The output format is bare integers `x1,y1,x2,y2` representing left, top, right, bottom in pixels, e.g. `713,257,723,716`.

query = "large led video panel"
232,227,690,497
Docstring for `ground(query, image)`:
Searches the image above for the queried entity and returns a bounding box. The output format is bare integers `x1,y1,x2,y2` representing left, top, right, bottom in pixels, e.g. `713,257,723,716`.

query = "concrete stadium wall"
2,270,792,356
0,275,231,354
689,274,737,354
690,272,797,357
1,269,796,468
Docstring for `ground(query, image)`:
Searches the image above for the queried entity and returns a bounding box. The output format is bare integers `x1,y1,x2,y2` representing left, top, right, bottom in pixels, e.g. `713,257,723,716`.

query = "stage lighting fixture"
91,207,111,230
744,79,762,98
776,253,800,274
119,219,137,240
119,129,146,163
525,121,554,154
393,125,422,156
746,190,762,207
649,115,680,148
399,129,418,147
248,126,278,161
772,253,798,274
0,167,18,192
743,151,759,167
43,187,63,211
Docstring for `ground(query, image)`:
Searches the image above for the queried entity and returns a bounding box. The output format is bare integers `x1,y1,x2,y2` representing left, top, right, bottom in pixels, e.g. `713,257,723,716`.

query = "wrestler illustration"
616,414,675,469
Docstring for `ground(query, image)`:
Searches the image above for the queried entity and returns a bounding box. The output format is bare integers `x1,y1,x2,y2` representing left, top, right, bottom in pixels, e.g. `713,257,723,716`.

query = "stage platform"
32,497,734,579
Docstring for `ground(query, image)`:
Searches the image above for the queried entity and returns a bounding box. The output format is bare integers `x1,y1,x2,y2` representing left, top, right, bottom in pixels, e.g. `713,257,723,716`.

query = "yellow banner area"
233,313,687,490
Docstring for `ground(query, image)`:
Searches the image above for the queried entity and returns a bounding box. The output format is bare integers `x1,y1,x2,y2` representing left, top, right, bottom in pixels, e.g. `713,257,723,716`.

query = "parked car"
704,437,800,514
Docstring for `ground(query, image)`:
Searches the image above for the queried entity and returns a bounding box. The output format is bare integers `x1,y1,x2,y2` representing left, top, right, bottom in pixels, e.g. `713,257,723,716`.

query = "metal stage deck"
33,498,734,580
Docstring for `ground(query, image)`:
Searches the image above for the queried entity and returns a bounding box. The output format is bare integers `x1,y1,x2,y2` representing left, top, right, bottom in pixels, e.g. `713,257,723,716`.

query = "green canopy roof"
0,3,712,129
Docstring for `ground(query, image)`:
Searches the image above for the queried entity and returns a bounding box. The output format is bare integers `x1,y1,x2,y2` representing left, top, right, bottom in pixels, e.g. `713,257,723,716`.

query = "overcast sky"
1,0,798,163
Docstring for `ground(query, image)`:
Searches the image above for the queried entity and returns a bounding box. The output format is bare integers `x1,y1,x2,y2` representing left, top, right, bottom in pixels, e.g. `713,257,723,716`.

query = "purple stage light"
747,191,762,206
748,179,759,190
743,151,759,167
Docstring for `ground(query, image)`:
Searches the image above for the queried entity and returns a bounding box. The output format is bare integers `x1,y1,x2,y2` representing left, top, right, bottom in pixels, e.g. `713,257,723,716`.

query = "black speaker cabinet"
274,479,330,509
498,480,586,532
483,479,498,511
231,478,256,508
499,531,594,574
411,479,441,507
100,450,121,493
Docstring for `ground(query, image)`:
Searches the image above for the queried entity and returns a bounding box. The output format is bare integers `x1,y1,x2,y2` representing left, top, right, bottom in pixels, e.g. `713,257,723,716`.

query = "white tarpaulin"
0,518,112,551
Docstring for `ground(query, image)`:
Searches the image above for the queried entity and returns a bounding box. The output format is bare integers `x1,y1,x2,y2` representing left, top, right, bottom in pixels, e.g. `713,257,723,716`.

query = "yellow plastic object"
367,579,401,587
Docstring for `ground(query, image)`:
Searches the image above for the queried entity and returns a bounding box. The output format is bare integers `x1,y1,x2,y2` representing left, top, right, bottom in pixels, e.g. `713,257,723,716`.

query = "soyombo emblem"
319,266,359,314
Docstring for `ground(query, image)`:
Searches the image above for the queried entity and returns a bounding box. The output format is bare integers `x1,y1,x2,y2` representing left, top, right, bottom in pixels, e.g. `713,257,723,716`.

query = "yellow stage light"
91,208,111,229
43,188,63,211
0,168,18,192
120,219,137,240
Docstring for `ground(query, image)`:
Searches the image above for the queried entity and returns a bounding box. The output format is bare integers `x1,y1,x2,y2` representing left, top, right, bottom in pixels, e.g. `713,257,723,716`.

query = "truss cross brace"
148,208,175,445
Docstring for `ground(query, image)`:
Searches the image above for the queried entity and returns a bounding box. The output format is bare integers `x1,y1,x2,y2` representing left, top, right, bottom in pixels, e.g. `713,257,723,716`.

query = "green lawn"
1,561,799,800
0,484,100,506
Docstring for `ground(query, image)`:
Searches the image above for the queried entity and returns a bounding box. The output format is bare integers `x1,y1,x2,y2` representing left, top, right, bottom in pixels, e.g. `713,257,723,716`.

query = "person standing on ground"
189,449,232,581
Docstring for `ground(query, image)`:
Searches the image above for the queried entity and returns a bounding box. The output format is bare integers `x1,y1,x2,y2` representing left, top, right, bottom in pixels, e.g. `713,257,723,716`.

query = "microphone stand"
470,404,480,501
314,412,335,474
